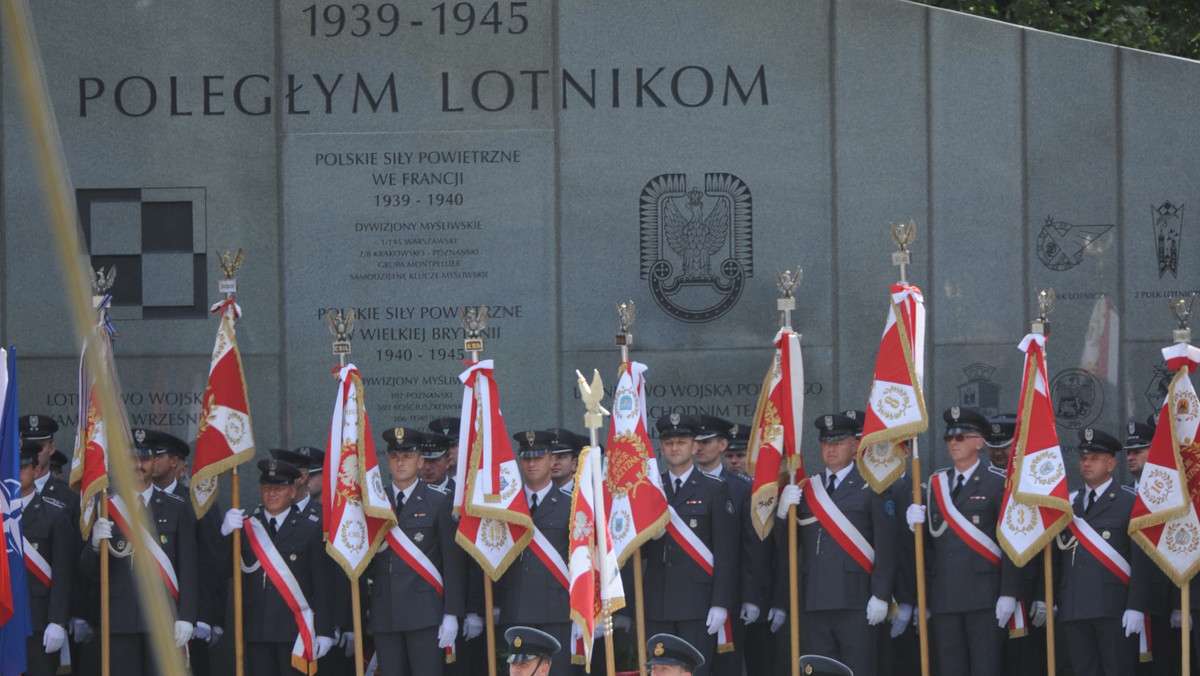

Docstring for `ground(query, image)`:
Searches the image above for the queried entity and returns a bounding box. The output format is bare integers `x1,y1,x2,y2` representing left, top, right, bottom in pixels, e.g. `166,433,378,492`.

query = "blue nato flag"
0,347,31,676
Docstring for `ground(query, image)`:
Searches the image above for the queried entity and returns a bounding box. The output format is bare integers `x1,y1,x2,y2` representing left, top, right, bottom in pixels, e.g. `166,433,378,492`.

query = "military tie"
268,517,279,539
396,491,405,514
529,492,539,514
1086,489,1097,514
826,472,837,493
674,477,683,498
951,473,965,501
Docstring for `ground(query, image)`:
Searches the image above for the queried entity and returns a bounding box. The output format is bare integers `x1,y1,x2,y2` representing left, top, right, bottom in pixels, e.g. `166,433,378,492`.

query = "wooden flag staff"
577,369,617,675
774,270,804,676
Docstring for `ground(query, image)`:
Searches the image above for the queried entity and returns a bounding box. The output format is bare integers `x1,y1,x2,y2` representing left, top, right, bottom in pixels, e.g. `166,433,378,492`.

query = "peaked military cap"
655,413,699,439
545,428,586,455
19,439,41,466
293,446,325,470
842,409,866,438
270,446,322,470
504,625,560,663
695,414,734,441
985,413,1018,448
813,412,858,442
726,422,750,451
1124,419,1155,450
20,414,59,440
419,432,452,459
513,429,556,458
1077,427,1122,455
943,406,989,436
258,458,302,485
49,449,70,471
798,654,853,676
645,633,705,670
381,427,425,453
130,428,182,457
427,417,461,441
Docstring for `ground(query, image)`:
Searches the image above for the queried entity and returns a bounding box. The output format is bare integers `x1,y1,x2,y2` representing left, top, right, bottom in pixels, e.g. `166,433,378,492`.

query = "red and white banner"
107,495,180,600
747,331,805,540
1130,343,1200,585
324,364,396,579
603,362,669,565
857,284,928,493
930,473,1001,566
244,516,318,674
803,477,874,573
384,526,444,596
998,333,1072,566
191,300,255,518
69,318,129,539
568,446,625,669
453,360,532,579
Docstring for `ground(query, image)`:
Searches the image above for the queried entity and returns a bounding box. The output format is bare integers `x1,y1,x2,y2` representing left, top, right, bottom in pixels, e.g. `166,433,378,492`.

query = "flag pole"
232,465,245,676
1043,543,1056,675
1183,582,1190,675
578,369,616,676
772,271,804,676
100,490,111,676
615,306,649,676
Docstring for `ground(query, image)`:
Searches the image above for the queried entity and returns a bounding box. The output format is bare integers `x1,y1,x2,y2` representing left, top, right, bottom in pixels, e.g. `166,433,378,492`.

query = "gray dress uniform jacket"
497,485,571,625
239,505,334,642
1057,484,1150,621
23,488,76,631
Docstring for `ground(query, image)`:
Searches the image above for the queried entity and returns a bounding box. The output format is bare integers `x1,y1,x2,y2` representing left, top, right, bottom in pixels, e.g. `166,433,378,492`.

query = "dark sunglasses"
943,433,981,442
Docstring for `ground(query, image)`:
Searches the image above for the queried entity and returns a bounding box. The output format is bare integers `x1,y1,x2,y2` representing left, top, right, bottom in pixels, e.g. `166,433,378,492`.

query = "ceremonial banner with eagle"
190,297,255,518
603,361,668,565
857,284,929,493
998,333,1072,566
453,360,533,579
568,445,625,670
324,364,396,578
1129,343,1200,585
748,330,805,540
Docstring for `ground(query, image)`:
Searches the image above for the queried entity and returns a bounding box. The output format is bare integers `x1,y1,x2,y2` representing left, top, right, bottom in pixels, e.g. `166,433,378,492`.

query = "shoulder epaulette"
308,513,320,522
558,485,573,496
160,490,185,503
252,505,264,516
1121,484,1136,495
42,495,66,510
699,470,725,483
426,483,450,496
987,465,1007,478
729,471,752,484
1068,490,1079,503
933,467,950,475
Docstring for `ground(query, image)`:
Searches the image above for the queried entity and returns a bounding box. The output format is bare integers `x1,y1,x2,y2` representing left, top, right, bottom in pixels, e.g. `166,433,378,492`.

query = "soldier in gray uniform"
906,406,1022,676
546,428,584,494
220,459,335,675
642,413,736,676
368,427,465,676
775,412,896,676
1056,427,1151,676
17,439,75,676
497,430,575,676
82,430,198,675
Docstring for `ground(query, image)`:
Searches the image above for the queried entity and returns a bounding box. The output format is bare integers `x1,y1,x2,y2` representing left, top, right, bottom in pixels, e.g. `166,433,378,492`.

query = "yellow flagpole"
233,468,245,676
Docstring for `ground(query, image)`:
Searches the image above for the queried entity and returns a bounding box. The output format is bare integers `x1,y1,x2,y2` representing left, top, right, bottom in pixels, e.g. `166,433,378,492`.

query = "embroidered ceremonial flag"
747,330,805,540
569,445,626,669
453,360,533,579
191,298,255,518
602,361,669,565
1129,343,1200,585
857,284,929,493
0,348,33,676
324,364,396,578
997,334,1072,566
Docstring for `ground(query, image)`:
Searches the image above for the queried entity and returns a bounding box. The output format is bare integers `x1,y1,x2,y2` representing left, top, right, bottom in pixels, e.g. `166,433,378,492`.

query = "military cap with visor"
644,633,705,670
1124,419,1155,450
258,458,302,485
1077,427,1122,455
19,414,58,441
984,414,1018,448
381,427,425,453
655,413,699,439
504,625,560,663
813,413,858,443
942,406,989,437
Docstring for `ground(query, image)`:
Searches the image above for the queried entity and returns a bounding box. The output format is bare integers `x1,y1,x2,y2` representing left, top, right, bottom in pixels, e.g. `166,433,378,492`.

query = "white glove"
193,621,211,641
210,626,224,646
338,630,355,657
90,518,113,551
69,618,94,643
438,614,458,649
42,623,67,653
571,622,583,644
1030,601,1046,628
866,596,889,626
905,504,926,532
767,608,786,633
776,484,803,519
612,615,632,632
463,613,484,640
739,602,760,624
891,604,913,638
314,635,335,660
174,621,194,648
220,508,245,536
1122,609,1145,637
493,606,501,622
652,527,667,540
705,606,728,635
995,596,1017,628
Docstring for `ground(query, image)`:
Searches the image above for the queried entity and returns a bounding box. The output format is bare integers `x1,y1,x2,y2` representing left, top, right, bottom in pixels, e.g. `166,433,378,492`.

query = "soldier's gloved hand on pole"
210,626,224,646
776,485,802,519
90,518,113,551
220,508,245,536
174,621,194,648
1122,609,1145,637
767,608,786,633
69,618,94,643
1030,601,1046,627
463,613,484,640
1170,610,1191,629
652,526,666,540
438,614,458,648
338,630,355,656
42,622,67,653
570,622,583,645
995,596,1017,628
493,606,501,622
905,504,925,532
865,596,888,625
705,606,728,635
193,621,211,641
313,635,335,659
890,604,913,638
739,602,760,624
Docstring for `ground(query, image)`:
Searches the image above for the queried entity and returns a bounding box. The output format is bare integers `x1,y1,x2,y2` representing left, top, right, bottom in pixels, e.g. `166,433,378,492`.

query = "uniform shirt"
1057,481,1150,622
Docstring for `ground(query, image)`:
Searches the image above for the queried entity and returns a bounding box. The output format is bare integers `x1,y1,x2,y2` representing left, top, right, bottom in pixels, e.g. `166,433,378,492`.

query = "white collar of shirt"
1085,478,1113,502
435,477,451,490
264,505,291,526
295,494,311,513
826,465,853,486
138,486,156,506
668,466,694,487
20,492,35,509
33,472,51,494
526,483,552,506
706,464,724,478
394,481,417,505
953,459,981,485
160,479,179,495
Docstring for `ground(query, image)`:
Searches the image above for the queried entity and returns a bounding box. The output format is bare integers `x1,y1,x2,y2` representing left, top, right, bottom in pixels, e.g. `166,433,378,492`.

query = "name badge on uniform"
689,518,698,528
686,500,702,505
414,533,424,543
971,515,979,524
414,512,427,518
160,534,168,544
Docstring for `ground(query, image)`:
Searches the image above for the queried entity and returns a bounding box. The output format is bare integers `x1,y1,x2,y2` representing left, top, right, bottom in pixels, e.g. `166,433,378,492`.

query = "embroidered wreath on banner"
572,512,594,542
197,390,217,437
760,402,783,449
606,432,650,499
609,506,632,541
497,466,520,502
1143,467,1176,507
479,518,509,552
1178,391,1200,423
337,452,363,507
371,473,385,500
878,385,913,422
1030,454,1066,488
1004,502,1040,535
864,441,896,469
614,386,640,422
1165,520,1200,556
340,519,366,553
225,411,248,446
